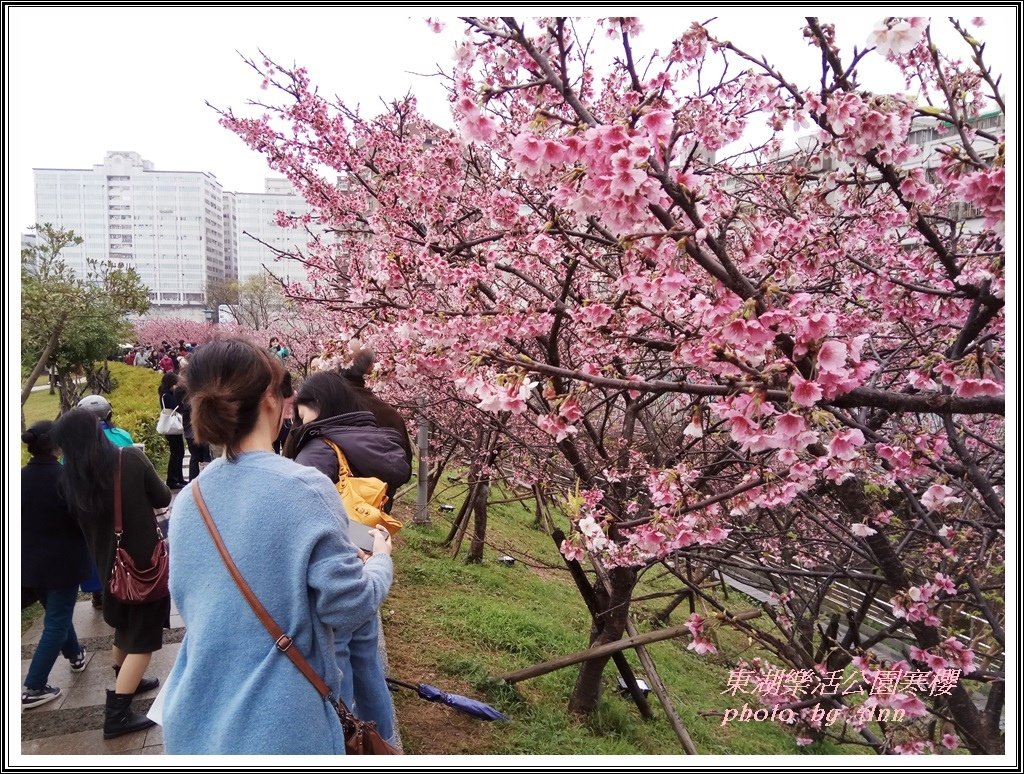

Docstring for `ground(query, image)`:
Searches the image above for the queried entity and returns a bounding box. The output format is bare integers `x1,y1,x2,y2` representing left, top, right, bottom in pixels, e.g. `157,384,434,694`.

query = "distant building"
230,179,312,284
30,154,324,316
33,151,225,315
221,191,239,283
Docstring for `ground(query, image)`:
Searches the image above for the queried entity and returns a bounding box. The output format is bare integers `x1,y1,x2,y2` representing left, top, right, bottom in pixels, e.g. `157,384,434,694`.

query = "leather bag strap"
322,438,355,482
191,480,341,706
114,449,123,534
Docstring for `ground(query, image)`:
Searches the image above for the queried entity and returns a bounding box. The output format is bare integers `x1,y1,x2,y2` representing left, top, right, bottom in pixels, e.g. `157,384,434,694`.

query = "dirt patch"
385,625,502,754
381,539,503,755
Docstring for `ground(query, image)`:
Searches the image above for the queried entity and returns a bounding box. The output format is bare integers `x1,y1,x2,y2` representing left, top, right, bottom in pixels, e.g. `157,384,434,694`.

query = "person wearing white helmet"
77,396,134,449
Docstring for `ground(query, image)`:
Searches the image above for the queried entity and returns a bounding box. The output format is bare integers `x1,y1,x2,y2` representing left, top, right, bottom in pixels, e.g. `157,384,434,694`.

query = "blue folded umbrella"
386,677,508,721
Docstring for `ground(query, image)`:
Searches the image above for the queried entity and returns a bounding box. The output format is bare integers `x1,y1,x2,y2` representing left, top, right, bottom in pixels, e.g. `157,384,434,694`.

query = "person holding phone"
284,370,407,748
160,339,394,754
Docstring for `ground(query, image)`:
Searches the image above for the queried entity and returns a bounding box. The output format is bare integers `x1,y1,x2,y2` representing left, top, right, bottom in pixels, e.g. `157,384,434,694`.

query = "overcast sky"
5,6,1015,259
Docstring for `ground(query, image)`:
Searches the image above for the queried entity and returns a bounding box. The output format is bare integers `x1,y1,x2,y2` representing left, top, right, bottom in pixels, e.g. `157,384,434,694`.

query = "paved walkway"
21,486,188,756
20,598,183,755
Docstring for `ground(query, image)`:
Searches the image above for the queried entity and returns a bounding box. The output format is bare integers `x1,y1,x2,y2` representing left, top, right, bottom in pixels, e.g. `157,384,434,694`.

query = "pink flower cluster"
890,573,958,627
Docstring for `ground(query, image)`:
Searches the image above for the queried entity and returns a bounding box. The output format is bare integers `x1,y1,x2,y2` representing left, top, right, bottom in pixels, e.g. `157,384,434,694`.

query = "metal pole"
414,399,430,524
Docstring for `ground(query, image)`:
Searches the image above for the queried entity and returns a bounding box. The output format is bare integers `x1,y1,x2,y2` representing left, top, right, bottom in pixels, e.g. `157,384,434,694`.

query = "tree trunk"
21,315,67,412
568,564,637,715
85,361,113,395
467,476,489,563
552,529,653,720
57,369,83,414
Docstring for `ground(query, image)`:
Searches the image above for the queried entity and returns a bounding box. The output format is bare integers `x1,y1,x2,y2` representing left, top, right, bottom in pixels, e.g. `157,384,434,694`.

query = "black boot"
91,592,103,609
103,689,155,739
112,665,159,694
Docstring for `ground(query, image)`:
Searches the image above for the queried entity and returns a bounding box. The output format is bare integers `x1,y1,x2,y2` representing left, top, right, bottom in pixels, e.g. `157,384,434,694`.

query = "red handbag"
192,481,399,755
108,449,170,604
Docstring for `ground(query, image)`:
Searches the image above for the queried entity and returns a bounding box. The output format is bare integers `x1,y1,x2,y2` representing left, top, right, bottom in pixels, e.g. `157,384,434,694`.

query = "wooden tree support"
624,617,697,755
494,609,762,685
496,623,694,684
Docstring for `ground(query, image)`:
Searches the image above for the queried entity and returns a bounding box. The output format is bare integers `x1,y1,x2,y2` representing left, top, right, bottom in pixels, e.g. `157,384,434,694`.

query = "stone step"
21,599,180,755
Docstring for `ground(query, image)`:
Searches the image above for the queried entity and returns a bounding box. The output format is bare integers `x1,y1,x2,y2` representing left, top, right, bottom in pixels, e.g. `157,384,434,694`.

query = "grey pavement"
20,597,183,755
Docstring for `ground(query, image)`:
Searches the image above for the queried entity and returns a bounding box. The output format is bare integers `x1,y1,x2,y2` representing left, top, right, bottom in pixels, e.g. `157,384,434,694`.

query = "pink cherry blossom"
559,398,583,423
955,378,1002,398
790,375,824,407
638,109,674,144
959,167,1005,228
817,340,848,374
774,412,807,439
687,636,717,655
890,693,928,718
560,539,586,562
893,740,926,755
685,613,705,638
921,484,962,511
829,428,865,461
683,414,703,438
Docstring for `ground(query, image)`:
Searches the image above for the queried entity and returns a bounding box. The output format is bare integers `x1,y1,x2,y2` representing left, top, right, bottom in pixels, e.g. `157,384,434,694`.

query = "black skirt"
103,590,170,653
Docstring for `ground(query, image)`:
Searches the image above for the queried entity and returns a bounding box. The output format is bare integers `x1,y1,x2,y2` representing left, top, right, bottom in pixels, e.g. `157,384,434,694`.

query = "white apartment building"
776,110,1003,232
32,151,225,315
221,191,239,282
229,179,312,285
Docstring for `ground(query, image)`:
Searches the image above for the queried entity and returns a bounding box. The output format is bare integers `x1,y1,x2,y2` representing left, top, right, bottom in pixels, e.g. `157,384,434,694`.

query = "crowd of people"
21,337,413,753
123,340,197,373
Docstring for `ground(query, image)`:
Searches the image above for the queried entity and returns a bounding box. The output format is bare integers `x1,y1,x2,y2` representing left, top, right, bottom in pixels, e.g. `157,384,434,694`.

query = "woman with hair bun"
161,338,395,754
21,421,92,709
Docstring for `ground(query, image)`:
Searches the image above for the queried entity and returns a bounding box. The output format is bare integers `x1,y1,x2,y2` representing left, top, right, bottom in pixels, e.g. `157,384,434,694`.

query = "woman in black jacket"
174,380,211,483
21,421,92,709
159,372,186,489
284,371,411,508
283,370,409,749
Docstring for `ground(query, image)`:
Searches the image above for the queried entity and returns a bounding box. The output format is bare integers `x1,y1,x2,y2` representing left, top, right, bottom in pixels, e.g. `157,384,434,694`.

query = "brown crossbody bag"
191,480,398,755
109,449,170,603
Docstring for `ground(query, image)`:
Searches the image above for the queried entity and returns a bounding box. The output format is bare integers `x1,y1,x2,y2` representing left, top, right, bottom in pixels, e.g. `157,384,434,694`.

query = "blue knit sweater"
161,451,392,754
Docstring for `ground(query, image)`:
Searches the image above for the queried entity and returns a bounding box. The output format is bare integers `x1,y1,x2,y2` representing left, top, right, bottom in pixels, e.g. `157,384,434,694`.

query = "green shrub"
104,362,169,475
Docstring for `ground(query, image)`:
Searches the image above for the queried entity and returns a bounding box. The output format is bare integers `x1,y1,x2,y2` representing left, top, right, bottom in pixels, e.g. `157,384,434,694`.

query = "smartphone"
347,520,377,554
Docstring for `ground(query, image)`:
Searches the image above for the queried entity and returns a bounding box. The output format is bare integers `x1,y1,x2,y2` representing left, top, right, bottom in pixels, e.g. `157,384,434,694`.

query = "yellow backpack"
322,439,403,536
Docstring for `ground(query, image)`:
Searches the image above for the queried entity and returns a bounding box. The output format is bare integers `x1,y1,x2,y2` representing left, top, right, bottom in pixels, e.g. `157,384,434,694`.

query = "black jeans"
185,437,211,481
166,433,185,485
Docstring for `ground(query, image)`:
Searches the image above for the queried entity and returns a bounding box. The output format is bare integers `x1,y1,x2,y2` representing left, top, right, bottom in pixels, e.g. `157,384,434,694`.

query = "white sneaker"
69,646,87,673
22,685,61,709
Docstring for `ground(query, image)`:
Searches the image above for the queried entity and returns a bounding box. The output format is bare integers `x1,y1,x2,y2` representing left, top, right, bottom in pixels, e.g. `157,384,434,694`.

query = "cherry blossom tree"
133,317,221,349
218,14,1005,753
